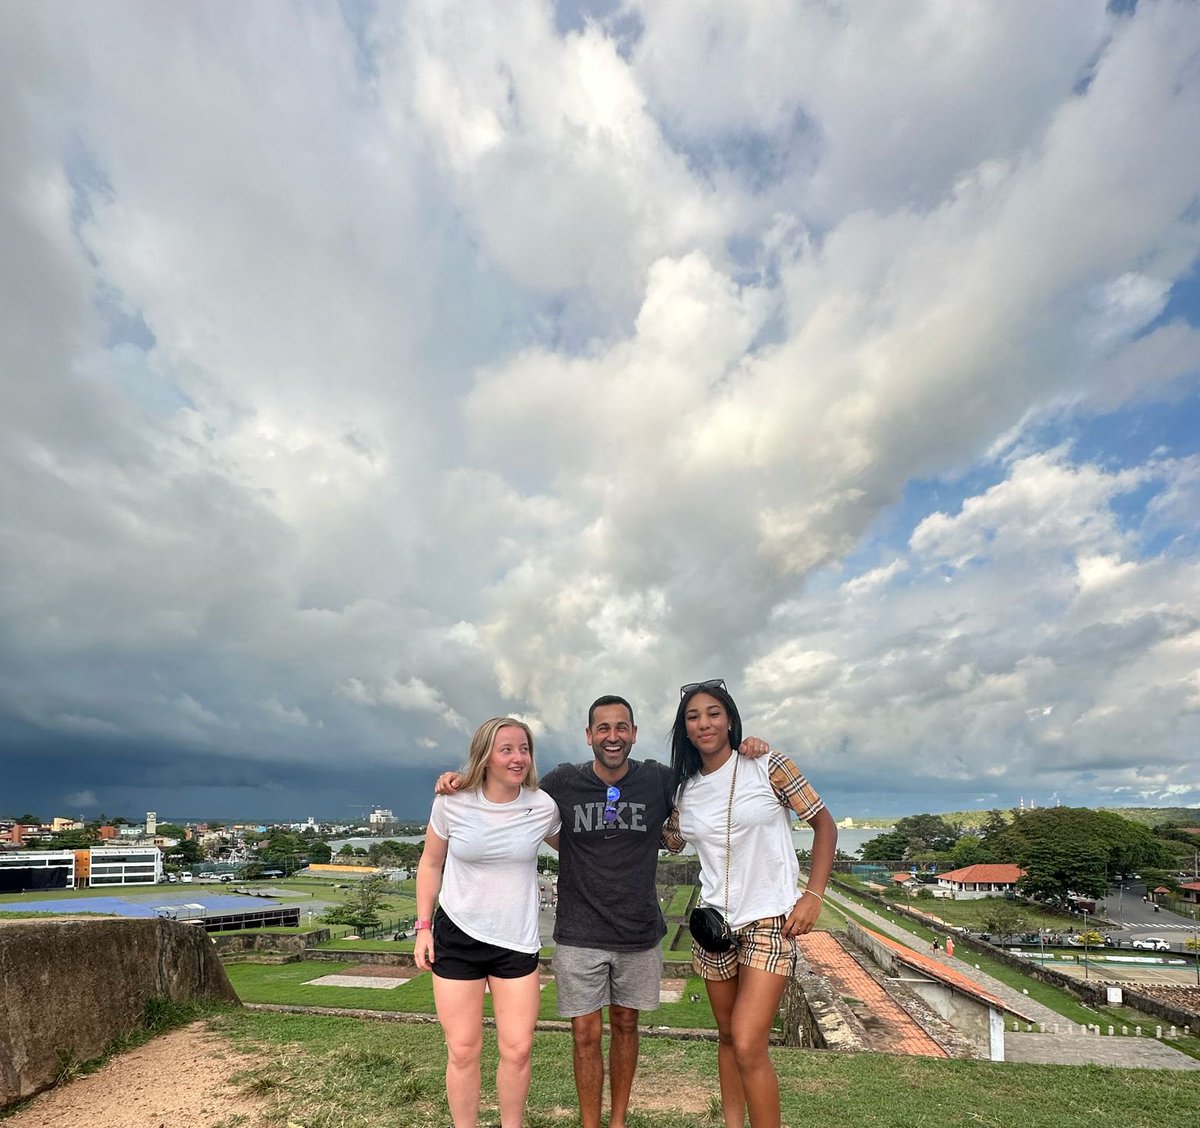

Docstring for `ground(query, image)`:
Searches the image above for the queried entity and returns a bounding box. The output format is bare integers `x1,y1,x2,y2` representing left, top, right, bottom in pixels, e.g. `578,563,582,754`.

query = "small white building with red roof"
935,863,1025,900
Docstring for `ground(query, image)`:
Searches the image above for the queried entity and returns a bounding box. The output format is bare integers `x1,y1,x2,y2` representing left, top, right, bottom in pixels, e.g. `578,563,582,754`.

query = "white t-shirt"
676,754,819,930
429,785,560,953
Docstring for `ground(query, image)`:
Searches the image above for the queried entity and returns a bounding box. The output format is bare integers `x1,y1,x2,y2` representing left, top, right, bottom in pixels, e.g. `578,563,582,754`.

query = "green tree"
980,809,1009,839
16,813,40,825
859,828,910,861
950,835,996,867
169,839,205,866
45,829,96,849
368,840,405,865
994,807,1174,906
859,814,961,861
155,823,186,839
894,813,961,854
307,840,333,864
259,831,306,873
322,874,392,931
980,902,1026,943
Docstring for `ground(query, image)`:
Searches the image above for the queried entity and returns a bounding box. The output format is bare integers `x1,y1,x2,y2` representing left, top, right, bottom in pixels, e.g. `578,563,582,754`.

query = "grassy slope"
211,1008,1200,1128
225,959,721,1029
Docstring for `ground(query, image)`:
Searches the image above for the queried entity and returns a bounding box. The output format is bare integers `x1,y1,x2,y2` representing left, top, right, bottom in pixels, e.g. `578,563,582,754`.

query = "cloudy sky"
2,1,1199,824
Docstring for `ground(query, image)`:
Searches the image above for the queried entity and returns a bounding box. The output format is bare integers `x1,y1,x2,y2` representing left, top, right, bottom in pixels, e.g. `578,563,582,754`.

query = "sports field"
0,889,283,917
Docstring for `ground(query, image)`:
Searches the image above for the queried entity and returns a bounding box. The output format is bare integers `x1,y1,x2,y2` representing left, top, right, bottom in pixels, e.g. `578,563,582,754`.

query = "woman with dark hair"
665,680,836,1128
415,717,561,1128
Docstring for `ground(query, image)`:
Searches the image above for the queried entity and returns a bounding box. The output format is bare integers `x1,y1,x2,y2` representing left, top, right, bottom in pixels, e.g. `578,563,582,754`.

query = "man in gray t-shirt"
437,695,766,1128
538,694,662,1128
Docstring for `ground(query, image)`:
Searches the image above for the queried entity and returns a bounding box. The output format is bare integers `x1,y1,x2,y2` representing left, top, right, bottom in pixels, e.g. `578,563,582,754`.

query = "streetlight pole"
1082,908,1090,980
1192,908,1198,987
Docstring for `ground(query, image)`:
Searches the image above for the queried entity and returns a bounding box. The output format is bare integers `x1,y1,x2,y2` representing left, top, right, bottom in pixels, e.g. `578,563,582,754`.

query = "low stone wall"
1118,985,1199,1030
0,918,238,1109
783,963,868,1051
211,928,330,956
295,948,697,979
302,948,418,967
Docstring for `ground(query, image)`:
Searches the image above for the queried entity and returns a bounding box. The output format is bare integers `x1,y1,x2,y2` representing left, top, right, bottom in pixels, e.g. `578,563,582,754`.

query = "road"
1095,882,1200,955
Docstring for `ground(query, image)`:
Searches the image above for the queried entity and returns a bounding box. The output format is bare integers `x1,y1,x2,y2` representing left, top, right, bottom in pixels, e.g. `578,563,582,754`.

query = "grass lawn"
224,959,720,1029
209,1007,1200,1128
834,877,1079,932
664,886,694,917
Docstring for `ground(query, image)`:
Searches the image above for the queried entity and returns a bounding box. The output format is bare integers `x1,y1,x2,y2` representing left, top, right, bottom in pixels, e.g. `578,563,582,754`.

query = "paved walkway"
822,887,1200,1070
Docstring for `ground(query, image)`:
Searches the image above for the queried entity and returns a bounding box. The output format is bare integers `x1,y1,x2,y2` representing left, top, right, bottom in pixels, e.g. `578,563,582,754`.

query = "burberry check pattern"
691,914,798,980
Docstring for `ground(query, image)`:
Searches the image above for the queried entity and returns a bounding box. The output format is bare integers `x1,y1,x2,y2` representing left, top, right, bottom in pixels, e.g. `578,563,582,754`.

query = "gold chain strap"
722,755,738,922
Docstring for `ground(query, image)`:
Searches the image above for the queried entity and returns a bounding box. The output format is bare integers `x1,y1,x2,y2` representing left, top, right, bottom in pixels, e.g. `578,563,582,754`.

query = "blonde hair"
459,717,538,792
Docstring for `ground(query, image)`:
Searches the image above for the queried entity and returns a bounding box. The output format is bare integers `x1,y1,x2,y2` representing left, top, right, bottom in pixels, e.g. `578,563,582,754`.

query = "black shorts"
431,907,540,981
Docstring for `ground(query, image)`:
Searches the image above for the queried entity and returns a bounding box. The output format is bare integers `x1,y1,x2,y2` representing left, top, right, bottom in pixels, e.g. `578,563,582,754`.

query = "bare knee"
608,1006,638,1036
731,1032,770,1071
572,1013,603,1052
445,1032,483,1070
498,1032,534,1069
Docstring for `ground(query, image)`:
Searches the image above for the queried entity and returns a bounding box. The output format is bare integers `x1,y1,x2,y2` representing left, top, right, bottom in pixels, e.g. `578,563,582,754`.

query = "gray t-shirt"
541,758,675,952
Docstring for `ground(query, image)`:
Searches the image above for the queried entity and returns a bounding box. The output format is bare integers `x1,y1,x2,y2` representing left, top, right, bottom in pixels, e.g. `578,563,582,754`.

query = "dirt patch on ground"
343,962,410,977
628,1047,712,1114
4,1021,271,1128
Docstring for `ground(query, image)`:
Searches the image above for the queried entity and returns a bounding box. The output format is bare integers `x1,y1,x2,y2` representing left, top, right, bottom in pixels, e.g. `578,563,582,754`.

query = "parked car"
1131,937,1170,951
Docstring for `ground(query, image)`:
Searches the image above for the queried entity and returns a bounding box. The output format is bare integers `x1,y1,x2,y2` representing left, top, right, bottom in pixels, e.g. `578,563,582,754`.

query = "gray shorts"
552,943,663,1018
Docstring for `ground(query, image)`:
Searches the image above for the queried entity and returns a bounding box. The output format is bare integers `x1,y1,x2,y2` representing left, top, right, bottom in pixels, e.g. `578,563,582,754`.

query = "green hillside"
849,806,1200,830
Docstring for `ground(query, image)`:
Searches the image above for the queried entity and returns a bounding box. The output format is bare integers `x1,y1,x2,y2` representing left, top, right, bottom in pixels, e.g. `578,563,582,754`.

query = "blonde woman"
415,717,561,1128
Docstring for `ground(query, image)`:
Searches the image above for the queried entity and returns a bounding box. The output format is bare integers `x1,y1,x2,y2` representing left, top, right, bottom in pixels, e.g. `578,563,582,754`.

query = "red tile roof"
861,926,1040,1025
797,932,949,1058
938,864,1025,884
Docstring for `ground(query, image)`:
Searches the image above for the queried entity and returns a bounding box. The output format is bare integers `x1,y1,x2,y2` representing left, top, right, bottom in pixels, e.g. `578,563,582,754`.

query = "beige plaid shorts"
692,915,797,981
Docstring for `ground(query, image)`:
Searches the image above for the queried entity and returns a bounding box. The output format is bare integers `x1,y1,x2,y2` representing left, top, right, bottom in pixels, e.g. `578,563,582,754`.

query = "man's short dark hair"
587,694,635,729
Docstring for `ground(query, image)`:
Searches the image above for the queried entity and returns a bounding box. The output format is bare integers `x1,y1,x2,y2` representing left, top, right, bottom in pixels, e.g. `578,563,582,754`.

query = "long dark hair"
670,683,743,795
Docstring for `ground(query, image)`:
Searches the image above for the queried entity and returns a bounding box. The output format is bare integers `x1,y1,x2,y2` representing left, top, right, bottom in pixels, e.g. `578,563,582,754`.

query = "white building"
368,807,394,825
935,864,1025,901
88,846,162,887
0,849,75,891
146,811,157,836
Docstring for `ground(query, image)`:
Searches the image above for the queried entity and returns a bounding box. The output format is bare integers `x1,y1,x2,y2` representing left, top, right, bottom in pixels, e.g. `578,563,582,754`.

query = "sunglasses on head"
680,678,726,698
603,784,620,826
